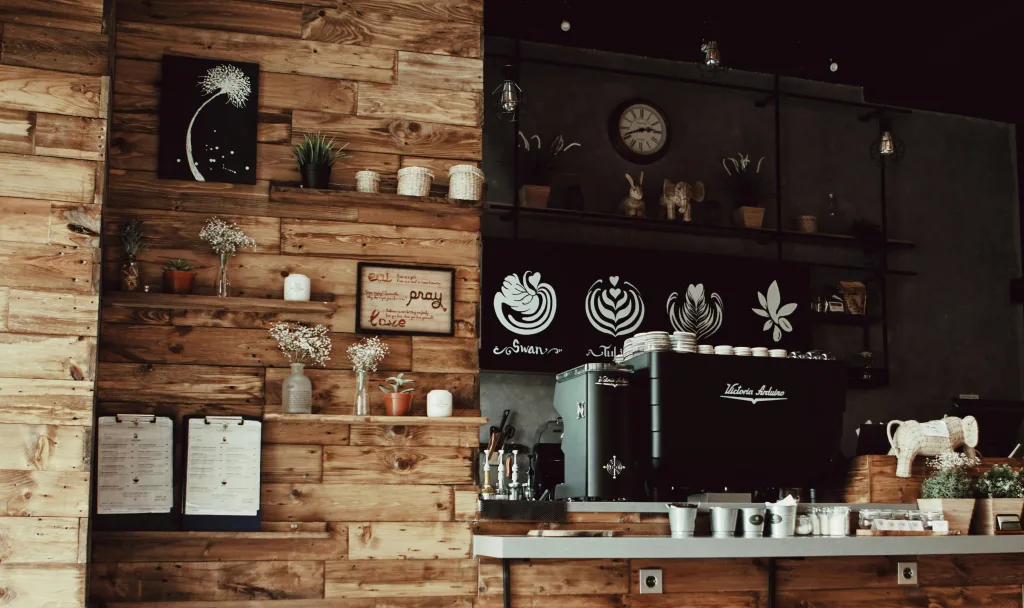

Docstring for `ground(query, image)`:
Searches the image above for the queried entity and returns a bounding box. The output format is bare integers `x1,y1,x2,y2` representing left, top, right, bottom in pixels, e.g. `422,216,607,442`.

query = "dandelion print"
186,64,252,182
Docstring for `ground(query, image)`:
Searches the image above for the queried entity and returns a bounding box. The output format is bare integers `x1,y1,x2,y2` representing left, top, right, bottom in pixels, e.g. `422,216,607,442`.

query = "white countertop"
473,534,1024,559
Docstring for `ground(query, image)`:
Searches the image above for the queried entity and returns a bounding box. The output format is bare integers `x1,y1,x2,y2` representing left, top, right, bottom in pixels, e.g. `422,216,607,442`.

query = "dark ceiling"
485,0,1022,123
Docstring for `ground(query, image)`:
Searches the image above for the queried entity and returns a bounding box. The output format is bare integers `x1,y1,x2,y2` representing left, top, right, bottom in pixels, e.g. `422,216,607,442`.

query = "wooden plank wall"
0,1,110,606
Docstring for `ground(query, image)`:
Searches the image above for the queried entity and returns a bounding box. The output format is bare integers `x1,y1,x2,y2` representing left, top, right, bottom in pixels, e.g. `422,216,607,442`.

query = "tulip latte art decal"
667,283,724,340
493,271,557,335
585,276,645,337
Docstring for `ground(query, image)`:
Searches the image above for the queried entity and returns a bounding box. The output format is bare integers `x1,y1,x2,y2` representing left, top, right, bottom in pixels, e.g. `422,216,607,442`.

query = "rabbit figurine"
660,179,707,222
619,172,645,218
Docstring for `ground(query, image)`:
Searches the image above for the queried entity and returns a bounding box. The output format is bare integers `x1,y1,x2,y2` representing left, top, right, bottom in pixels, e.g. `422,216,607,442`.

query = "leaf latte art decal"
667,283,723,341
585,276,645,337
493,271,557,335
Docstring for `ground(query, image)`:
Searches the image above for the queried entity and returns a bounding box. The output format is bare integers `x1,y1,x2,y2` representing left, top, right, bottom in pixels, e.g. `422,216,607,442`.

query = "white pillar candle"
284,274,311,301
426,389,453,417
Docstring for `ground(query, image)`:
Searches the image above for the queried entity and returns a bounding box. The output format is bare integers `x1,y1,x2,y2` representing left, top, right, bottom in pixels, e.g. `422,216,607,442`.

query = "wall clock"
608,99,670,164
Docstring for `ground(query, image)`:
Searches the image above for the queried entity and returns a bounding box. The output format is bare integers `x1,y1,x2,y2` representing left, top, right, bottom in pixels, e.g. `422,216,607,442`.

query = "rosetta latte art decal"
667,283,724,341
585,276,645,337
493,271,557,335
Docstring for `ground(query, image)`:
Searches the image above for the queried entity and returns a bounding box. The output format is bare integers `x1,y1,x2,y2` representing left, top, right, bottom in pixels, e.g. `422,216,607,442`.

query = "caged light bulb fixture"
869,118,905,164
700,40,727,76
493,64,524,123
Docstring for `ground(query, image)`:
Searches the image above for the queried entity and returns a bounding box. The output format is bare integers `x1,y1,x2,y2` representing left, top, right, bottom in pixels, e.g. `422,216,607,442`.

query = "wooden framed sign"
356,263,455,336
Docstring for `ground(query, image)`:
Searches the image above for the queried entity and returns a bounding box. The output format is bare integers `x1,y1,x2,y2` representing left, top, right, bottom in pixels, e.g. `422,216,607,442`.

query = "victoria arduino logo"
721,383,787,404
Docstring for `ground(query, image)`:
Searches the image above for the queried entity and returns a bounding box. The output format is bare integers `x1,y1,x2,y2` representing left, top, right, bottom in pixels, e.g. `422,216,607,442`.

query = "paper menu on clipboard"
97,415,174,515
184,417,262,516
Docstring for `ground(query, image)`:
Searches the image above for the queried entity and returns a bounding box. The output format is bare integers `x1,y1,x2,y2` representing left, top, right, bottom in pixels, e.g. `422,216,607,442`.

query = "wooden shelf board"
270,184,483,209
263,413,489,426
103,292,338,314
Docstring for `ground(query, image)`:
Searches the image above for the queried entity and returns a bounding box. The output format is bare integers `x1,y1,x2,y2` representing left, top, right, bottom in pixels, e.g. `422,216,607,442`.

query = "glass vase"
216,252,231,297
282,363,312,414
120,255,140,292
354,370,370,416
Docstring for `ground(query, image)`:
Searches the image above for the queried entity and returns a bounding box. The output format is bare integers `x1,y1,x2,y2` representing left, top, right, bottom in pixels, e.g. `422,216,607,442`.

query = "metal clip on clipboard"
204,416,246,426
115,414,157,426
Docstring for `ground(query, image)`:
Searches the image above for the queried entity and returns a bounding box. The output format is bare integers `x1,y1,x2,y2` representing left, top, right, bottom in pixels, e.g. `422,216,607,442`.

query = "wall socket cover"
639,568,663,594
897,561,918,585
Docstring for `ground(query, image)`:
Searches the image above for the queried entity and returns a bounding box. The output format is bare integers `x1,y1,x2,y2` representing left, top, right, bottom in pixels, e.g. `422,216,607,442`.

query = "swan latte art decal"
585,276,645,337
493,271,558,335
667,283,723,340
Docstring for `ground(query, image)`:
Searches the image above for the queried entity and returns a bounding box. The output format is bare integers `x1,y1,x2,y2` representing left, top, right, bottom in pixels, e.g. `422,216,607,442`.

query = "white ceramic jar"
284,273,311,301
426,389,453,417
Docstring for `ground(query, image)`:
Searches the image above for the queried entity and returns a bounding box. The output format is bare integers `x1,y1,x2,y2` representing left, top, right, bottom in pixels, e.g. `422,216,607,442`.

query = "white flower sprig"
347,336,389,373
199,217,257,257
269,322,332,367
927,452,981,473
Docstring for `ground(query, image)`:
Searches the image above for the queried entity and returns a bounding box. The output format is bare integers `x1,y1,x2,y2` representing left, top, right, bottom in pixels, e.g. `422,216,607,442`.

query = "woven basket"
397,166,434,197
447,164,484,200
798,214,818,233
355,170,380,193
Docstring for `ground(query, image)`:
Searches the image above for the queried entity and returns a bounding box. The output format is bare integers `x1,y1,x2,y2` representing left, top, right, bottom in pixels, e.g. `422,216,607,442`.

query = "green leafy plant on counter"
379,372,416,394
920,452,980,499
292,132,348,167
162,258,195,272
975,463,1024,498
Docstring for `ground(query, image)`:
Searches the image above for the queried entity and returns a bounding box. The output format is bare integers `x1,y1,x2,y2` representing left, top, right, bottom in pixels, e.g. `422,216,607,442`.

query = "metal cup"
740,507,766,538
768,504,798,538
710,507,739,538
666,503,698,538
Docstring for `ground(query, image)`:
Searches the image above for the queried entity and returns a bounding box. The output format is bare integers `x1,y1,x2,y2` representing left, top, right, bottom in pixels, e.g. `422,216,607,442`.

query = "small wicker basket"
447,164,484,200
797,214,818,233
355,170,380,193
397,166,434,197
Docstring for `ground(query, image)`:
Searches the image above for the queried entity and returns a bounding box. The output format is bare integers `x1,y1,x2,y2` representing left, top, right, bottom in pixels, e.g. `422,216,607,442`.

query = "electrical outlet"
897,561,917,585
639,568,662,594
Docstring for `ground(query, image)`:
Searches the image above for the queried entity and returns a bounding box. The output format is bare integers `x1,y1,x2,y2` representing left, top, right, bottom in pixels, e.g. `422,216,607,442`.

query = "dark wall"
480,39,1023,457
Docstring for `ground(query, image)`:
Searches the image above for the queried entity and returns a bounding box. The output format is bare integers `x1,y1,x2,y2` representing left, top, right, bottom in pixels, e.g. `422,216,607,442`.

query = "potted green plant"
722,153,768,228
517,132,581,208
379,373,415,416
292,132,347,189
119,219,147,292
917,452,979,535
162,258,196,294
973,464,1024,535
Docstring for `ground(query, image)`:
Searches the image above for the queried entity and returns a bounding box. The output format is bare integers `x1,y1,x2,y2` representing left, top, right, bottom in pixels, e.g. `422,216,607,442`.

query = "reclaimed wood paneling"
7,290,98,336
103,599,474,608
340,0,482,25
280,220,479,266
918,553,1024,587
453,487,477,521
49,202,102,248
33,113,106,161
265,368,478,416
411,337,478,373
0,0,104,33
348,423,479,448
0,425,88,471
0,287,7,331
774,585,1023,608
347,522,472,560
260,483,452,522
0,23,109,76
0,379,93,426
627,593,765,608
302,7,481,58
0,332,95,381
0,563,86,606
475,597,627,608
0,151,95,203
478,559,630,596
262,416,350,446
322,446,473,484
116,22,396,83
631,559,768,594
292,112,482,160
107,169,270,207
0,64,106,118
325,559,478,598
0,470,89,516
96,362,264,404
261,72,356,114
92,526,347,563
261,444,323,483
103,208,282,254
89,560,325,602
356,82,480,127
0,109,34,155
0,242,98,294
776,556,902,591
270,186,481,231
0,517,80,563
0,197,50,244
397,52,483,92
103,293,345,331
117,0,303,39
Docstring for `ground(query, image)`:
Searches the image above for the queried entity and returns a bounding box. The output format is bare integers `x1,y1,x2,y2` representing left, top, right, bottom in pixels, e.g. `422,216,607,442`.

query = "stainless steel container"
710,507,738,538
667,503,698,538
740,507,766,538
768,504,798,538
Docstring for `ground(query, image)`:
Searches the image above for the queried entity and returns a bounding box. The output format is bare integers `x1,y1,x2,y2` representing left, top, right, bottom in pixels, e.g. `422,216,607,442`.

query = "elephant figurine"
887,415,979,478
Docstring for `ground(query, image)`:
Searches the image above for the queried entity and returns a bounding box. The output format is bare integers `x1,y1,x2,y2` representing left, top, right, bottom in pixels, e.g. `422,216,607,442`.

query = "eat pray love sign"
356,263,455,336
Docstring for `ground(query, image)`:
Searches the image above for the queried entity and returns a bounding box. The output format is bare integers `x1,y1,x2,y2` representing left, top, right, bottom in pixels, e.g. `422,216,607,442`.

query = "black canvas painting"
158,55,259,185
481,238,812,373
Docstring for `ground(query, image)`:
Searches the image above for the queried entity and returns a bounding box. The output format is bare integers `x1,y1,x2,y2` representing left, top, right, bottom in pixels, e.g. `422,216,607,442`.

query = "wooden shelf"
263,413,489,426
270,184,482,210
103,292,338,314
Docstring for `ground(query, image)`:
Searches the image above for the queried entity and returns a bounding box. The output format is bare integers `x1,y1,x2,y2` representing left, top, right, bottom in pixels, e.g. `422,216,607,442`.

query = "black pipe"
767,558,777,608
774,74,784,262
502,559,511,608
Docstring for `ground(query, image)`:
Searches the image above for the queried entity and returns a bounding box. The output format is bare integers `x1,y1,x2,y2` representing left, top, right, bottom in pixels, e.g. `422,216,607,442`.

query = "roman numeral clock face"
609,100,670,164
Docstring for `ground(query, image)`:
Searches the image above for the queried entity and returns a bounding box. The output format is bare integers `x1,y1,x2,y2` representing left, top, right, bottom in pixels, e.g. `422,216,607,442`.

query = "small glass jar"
796,514,814,536
816,507,832,536
891,510,911,521
808,508,821,536
858,508,879,530
830,506,850,537
876,509,894,523
920,511,945,530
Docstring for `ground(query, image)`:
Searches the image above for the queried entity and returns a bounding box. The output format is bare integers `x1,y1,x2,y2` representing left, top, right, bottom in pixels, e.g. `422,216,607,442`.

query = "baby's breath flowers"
199,217,256,257
269,323,332,367
347,336,388,373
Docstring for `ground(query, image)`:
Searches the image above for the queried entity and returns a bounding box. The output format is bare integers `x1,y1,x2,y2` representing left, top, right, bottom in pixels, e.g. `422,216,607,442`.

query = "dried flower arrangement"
379,372,415,394
347,336,389,373
518,132,581,186
976,463,1024,499
920,452,980,499
199,217,257,258
269,322,332,367
119,219,148,258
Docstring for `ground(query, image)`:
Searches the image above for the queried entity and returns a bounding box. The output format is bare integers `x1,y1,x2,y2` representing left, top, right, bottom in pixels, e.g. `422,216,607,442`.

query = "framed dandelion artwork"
157,55,260,185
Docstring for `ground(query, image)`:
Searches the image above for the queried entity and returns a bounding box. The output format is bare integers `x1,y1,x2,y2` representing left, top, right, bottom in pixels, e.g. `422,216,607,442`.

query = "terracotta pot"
163,270,196,295
733,206,765,228
917,498,976,535
972,498,1024,535
383,392,413,416
519,184,551,209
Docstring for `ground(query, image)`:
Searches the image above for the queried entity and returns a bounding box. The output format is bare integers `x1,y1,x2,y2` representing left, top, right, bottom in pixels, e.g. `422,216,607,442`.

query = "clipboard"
93,414,177,531
181,415,262,531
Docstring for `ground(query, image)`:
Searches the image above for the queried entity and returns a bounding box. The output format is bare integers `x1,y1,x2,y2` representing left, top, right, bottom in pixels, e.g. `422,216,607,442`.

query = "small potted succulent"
973,464,1024,535
379,373,415,416
722,152,768,228
917,452,980,535
292,132,348,189
119,219,147,292
162,258,196,295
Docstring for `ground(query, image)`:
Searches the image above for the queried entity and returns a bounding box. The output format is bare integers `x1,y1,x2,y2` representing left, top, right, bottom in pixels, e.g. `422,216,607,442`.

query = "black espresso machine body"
554,363,638,500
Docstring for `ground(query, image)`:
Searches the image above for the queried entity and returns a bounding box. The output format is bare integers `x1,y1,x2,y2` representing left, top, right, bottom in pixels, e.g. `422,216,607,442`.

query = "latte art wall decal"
493,271,558,335
585,276,645,337
667,283,723,340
